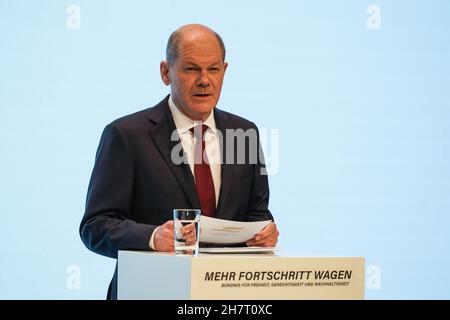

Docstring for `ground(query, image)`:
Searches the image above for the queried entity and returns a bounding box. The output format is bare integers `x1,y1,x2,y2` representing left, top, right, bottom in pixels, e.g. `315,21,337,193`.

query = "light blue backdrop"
1,0,449,299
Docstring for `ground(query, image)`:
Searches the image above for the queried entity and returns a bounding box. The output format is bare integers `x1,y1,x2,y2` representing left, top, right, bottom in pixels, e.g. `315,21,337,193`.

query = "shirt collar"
168,95,217,134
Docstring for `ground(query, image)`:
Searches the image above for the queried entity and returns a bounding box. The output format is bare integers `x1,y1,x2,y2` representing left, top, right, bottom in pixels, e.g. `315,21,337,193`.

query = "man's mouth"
193,93,212,98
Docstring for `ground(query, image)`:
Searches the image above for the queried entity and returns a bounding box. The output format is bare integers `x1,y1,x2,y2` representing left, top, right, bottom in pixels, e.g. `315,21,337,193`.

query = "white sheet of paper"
199,216,272,244
199,246,276,254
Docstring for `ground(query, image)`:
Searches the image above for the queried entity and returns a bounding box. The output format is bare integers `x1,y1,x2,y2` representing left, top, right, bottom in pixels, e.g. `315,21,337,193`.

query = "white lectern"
118,251,365,300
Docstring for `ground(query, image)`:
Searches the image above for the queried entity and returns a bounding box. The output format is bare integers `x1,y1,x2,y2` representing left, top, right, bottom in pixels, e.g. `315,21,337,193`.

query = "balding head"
166,24,226,65
160,24,228,121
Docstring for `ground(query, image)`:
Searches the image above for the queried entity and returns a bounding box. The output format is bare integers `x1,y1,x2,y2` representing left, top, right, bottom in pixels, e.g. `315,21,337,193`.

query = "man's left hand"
246,222,279,247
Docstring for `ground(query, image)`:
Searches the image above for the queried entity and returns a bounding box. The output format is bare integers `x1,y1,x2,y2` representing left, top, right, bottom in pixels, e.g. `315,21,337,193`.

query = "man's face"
161,35,228,121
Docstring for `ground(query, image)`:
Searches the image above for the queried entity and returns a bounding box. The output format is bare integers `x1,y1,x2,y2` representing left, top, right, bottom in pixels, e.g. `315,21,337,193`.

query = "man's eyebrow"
208,61,222,67
183,61,200,67
182,60,222,68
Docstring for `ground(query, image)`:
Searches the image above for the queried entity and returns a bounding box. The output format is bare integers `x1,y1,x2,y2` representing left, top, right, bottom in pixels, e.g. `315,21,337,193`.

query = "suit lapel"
214,108,234,219
147,96,200,209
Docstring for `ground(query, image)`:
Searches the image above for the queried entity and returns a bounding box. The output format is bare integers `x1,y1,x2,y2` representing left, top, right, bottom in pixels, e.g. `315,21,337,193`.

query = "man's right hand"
153,220,174,252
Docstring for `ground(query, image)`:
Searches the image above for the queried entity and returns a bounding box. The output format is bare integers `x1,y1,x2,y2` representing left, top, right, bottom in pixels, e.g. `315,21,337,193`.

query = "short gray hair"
166,29,226,65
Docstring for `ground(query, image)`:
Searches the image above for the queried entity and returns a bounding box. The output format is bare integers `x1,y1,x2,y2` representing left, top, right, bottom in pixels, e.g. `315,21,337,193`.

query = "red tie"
191,124,216,217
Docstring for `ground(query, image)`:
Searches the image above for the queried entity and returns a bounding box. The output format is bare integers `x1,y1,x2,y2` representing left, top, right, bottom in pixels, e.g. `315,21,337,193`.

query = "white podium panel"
118,251,365,300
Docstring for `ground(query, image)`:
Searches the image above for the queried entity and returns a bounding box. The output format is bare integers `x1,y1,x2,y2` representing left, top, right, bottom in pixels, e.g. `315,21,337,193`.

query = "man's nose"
197,70,210,87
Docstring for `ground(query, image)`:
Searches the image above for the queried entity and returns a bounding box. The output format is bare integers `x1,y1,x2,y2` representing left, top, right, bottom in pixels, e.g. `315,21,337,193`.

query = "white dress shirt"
149,95,222,249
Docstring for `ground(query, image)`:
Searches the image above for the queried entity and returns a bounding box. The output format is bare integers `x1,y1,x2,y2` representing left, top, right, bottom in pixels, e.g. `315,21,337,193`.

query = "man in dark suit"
80,24,279,299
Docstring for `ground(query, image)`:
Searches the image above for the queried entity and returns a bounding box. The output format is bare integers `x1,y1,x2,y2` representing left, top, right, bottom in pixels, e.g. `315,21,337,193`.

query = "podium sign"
118,251,365,300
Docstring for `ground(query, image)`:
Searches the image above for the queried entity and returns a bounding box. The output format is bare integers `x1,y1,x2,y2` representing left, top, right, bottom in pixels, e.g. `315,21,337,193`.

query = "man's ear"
160,61,171,85
223,62,228,72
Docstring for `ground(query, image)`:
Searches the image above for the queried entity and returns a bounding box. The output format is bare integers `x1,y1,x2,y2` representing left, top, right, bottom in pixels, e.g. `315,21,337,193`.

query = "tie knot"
190,124,209,138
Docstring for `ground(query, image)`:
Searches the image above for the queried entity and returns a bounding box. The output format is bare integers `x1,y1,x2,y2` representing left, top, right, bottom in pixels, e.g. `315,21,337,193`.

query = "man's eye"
209,67,219,72
185,67,196,72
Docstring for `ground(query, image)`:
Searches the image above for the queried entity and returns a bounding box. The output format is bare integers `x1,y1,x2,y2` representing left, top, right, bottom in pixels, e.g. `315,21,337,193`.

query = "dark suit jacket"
80,95,272,299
